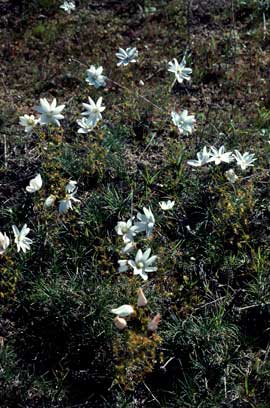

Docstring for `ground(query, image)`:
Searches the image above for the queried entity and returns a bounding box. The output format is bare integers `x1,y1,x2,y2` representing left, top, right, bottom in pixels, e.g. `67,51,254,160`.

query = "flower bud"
225,168,238,183
137,288,148,307
44,195,56,208
111,304,134,317
147,313,161,332
114,316,127,330
0,232,10,255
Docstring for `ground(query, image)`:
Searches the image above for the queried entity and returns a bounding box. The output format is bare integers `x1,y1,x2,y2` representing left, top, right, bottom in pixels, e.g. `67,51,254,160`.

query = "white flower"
168,56,192,83
85,65,106,88
116,47,138,66
81,96,105,127
19,114,38,133
135,207,155,237
111,304,134,317
60,1,75,13
225,168,239,183
65,180,77,194
36,98,65,127
59,182,80,214
59,193,80,214
159,200,175,211
44,195,56,208
121,241,136,254
12,224,33,253
207,145,233,165
233,150,257,170
171,110,195,135
137,288,148,307
115,219,138,243
128,248,157,281
77,118,95,134
118,259,129,272
187,146,210,167
26,174,42,193
0,232,10,255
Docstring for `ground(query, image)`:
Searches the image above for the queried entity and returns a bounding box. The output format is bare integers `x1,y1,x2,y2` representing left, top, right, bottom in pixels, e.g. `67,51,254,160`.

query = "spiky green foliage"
1,0,270,406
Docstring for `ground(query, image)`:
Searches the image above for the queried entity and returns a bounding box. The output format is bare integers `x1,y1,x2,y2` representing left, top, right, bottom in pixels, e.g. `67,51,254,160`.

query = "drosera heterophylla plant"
112,205,163,336
13,30,259,389
17,41,255,296
111,199,178,389
110,202,168,388
17,42,256,279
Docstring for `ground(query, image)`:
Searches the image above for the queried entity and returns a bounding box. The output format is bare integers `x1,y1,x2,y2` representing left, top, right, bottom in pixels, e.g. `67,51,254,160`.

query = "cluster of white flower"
115,207,156,281
187,145,257,179
15,45,140,262
20,50,195,141
113,208,159,330
0,224,32,255
168,56,196,135
15,39,260,341
0,176,81,256
58,180,80,214
19,47,137,135
112,202,176,331
19,98,65,134
115,200,175,284
25,174,80,215
44,180,80,214
19,95,106,135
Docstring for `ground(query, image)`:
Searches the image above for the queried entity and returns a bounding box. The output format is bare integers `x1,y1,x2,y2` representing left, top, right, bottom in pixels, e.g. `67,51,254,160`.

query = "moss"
0,256,20,300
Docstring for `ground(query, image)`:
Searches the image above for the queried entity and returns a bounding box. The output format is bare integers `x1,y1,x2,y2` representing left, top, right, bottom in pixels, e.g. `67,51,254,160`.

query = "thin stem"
170,78,176,92
237,302,270,312
231,0,237,65
137,131,156,158
263,12,267,40
3,134,7,168
143,382,161,406
194,296,226,310
109,78,166,113
186,0,191,49
160,356,175,370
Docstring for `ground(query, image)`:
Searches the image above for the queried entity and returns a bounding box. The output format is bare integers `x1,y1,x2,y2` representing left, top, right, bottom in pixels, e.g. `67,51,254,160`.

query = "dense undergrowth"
1,0,270,406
